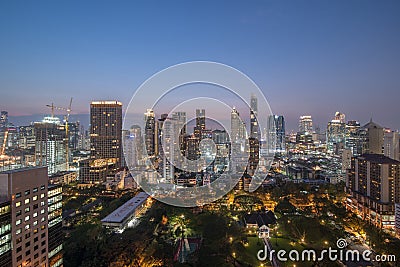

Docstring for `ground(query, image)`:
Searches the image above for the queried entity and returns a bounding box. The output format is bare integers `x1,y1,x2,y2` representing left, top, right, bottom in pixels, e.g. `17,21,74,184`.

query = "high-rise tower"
144,109,156,156
250,94,259,139
34,117,67,175
194,109,205,139
90,101,122,169
0,167,49,267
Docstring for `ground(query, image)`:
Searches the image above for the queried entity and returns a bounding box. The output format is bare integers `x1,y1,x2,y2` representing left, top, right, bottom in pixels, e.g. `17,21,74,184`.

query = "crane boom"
45,98,73,170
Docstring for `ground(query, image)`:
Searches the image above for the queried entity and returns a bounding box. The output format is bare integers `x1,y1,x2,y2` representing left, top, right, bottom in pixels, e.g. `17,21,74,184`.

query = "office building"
298,115,313,134
346,154,400,228
79,159,108,184
81,101,122,183
34,117,67,175
247,137,260,176
162,118,176,183
0,111,8,129
144,109,156,157
268,115,285,153
384,130,400,161
395,203,400,238
48,171,77,185
326,112,346,154
345,120,361,156
230,107,246,142
250,94,259,139
90,101,122,169
172,111,186,155
67,121,81,152
123,125,143,168
48,184,62,267
194,109,205,139
18,125,36,150
358,119,384,155
0,200,11,266
0,167,49,267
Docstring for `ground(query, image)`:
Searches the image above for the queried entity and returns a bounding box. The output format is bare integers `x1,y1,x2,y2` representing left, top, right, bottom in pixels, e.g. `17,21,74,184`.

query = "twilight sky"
0,0,400,131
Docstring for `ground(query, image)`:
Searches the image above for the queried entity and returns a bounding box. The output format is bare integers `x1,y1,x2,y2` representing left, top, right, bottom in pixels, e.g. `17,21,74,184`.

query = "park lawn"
273,237,315,267
238,236,268,266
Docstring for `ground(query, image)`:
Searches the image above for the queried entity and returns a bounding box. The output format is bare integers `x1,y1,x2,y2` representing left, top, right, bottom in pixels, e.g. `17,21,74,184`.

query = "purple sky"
1,1,400,131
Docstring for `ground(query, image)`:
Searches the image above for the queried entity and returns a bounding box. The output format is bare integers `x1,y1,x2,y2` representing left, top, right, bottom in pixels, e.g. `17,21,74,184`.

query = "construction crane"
45,98,73,170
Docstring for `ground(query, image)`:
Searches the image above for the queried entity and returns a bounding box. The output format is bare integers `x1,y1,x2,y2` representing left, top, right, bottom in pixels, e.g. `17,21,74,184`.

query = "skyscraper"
326,112,346,154
194,109,205,139
162,118,175,183
90,101,122,169
144,109,156,157
123,125,143,168
34,116,67,175
247,137,260,176
345,120,361,156
172,111,187,156
384,130,400,161
250,94,259,139
268,115,285,152
298,115,313,134
0,111,8,129
231,107,246,142
0,167,49,267
80,101,122,183
358,119,384,155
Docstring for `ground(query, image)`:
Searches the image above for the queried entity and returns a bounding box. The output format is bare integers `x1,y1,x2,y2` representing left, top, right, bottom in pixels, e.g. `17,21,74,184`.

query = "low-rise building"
101,192,151,232
49,171,77,185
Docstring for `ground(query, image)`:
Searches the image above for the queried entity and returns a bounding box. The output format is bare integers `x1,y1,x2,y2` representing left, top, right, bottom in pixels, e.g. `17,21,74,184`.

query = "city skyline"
1,1,400,130
1,2,400,266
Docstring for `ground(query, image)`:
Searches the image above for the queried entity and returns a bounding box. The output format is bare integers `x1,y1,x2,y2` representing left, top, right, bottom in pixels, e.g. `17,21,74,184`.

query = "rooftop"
0,166,47,174
244,211,276,227
101,192,149,224
359,154,400,165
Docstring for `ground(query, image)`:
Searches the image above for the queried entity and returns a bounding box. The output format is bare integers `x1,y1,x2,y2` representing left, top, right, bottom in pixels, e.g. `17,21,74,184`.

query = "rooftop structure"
101,192,150,232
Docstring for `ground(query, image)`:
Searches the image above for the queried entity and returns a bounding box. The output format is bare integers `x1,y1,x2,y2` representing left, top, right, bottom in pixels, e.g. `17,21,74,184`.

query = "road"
263,237,280,267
